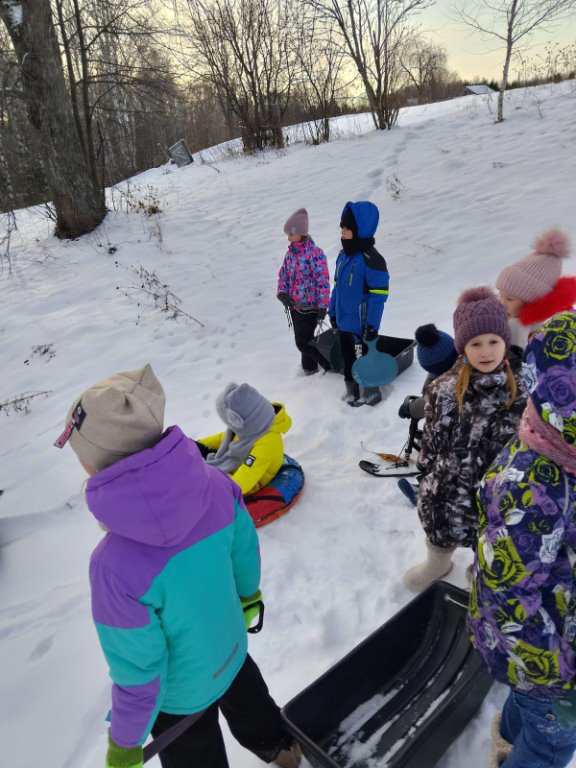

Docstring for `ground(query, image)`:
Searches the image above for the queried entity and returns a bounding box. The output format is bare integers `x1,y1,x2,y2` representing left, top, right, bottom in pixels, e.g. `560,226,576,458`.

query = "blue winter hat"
415,324,458,375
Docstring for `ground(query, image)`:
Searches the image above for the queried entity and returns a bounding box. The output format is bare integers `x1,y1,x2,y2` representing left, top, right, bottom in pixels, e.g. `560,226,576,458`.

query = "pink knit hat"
283,208,309,236
496,229,570,302
453,286,511,354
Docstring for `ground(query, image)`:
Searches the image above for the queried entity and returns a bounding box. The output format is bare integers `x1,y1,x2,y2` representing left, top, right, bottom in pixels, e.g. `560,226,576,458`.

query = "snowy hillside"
1,80,576,768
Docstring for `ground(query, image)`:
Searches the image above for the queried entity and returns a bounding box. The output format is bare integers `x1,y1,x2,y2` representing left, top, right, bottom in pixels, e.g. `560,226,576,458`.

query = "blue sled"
352,338,398,387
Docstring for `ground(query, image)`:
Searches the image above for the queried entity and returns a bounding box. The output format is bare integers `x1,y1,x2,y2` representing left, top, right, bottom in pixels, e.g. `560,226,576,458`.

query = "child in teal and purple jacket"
54,364,300,768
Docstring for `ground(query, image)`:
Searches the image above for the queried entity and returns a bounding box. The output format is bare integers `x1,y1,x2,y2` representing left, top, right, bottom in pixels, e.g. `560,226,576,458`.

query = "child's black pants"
151,654,292,768
290,309,326,372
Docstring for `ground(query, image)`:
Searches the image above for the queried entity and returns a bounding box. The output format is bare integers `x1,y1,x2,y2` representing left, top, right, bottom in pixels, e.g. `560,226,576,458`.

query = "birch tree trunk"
0,0,106,238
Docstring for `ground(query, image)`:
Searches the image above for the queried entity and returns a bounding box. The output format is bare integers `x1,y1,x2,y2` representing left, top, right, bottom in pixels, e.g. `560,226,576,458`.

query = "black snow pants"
151,654,292,768
290,309,328,372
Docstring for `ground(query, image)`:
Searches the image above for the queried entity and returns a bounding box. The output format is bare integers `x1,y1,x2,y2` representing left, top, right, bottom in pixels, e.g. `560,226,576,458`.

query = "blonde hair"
455,358,517,414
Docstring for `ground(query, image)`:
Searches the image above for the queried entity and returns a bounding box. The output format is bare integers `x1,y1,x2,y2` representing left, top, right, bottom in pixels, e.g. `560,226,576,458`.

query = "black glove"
330,315,338,329
277,293,293,309
317,308,327,322
194,440,211,458
398,396,418,419
241,590,265,634
364,327,378,342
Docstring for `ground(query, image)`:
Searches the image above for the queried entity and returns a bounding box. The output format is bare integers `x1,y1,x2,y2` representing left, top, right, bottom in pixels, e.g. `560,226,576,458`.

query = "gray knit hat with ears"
215,382,275,435
63,364,165,471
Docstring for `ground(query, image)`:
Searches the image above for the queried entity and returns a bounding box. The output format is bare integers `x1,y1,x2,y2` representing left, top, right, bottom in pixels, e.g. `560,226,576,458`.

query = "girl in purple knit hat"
54,364,301,768
277,208,331,375
403,287,527,593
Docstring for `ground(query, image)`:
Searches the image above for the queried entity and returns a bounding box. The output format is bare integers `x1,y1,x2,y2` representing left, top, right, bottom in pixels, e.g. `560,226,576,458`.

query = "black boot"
356,386,382,407
341,381,360,405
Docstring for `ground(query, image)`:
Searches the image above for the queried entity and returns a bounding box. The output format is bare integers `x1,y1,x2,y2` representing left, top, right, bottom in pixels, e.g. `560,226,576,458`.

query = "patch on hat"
54,402,86,448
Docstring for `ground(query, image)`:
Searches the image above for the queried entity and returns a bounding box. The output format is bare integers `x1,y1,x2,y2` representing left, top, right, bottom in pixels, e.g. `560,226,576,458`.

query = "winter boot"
487,714,513,768
342,381,360,406
355,386,382,407
273,742,302,768
402,539,455,593
397,478,418,507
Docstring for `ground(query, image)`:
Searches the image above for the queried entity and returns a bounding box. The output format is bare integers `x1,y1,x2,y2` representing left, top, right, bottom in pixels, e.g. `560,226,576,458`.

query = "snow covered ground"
1,80,576,768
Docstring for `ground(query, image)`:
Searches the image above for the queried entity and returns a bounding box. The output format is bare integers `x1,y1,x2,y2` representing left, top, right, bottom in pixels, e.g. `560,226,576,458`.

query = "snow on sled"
281,582,493,768
244,455,304,528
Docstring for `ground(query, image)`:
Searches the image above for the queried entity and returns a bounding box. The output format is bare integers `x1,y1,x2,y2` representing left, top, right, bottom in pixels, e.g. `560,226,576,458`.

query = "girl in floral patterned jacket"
403,287,527,594
469,310,576,768
277,208,331,375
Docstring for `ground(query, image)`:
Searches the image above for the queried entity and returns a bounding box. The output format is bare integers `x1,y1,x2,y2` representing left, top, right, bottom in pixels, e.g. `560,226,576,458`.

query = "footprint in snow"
28,635,54,662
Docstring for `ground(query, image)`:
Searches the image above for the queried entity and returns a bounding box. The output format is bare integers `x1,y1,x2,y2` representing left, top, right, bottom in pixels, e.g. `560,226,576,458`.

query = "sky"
1,80,576,768
419,0,576,81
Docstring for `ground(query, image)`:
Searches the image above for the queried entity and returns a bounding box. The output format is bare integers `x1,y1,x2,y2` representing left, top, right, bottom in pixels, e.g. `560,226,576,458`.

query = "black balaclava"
340,207,374,256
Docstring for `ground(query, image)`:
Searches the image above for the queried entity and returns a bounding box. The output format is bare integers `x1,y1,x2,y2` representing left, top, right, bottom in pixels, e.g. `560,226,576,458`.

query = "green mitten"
105,733,143,768
241,590,264,633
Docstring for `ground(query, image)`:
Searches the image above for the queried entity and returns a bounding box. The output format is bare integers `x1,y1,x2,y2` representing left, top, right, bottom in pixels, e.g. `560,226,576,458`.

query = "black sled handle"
143,709,206,763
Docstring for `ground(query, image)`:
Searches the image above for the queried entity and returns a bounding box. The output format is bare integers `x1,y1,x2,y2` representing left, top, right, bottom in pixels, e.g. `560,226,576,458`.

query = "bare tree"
303,0,433,129
184,0,298,151
54,0,177,184
292,14,348,143
0,0,106,237
453,0,576,121
400,38,450,102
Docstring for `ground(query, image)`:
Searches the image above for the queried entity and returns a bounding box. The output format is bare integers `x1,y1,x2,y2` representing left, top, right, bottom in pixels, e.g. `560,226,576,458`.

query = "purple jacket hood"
86,426,219,546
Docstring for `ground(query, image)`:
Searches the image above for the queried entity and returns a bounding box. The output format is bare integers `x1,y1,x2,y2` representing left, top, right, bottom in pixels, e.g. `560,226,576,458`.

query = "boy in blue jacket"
328,201,390,406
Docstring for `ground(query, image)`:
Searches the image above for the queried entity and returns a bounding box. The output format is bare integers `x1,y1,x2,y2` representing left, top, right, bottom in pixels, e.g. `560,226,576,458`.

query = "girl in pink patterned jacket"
277,208,331,375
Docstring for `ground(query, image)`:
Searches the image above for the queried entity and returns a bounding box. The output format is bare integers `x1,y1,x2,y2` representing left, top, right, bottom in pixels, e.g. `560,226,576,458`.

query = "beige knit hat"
496,229,570,303
56,364,165,471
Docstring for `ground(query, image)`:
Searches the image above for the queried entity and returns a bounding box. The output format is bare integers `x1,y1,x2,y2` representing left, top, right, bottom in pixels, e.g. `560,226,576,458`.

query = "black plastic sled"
281,582,493,768
311,330,416,379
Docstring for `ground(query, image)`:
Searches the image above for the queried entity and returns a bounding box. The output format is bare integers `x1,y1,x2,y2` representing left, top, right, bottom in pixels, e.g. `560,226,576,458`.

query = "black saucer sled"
281,582,493,768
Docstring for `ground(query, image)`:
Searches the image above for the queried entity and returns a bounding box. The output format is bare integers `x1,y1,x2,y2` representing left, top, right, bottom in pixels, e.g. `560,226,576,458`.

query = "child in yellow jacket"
198,382,292,496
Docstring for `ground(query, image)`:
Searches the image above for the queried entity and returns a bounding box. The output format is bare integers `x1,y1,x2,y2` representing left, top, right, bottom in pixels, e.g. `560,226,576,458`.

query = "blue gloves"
241,590,265,633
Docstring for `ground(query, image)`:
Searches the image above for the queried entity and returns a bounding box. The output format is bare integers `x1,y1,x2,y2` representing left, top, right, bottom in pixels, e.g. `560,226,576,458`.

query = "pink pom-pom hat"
496,228,571,303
